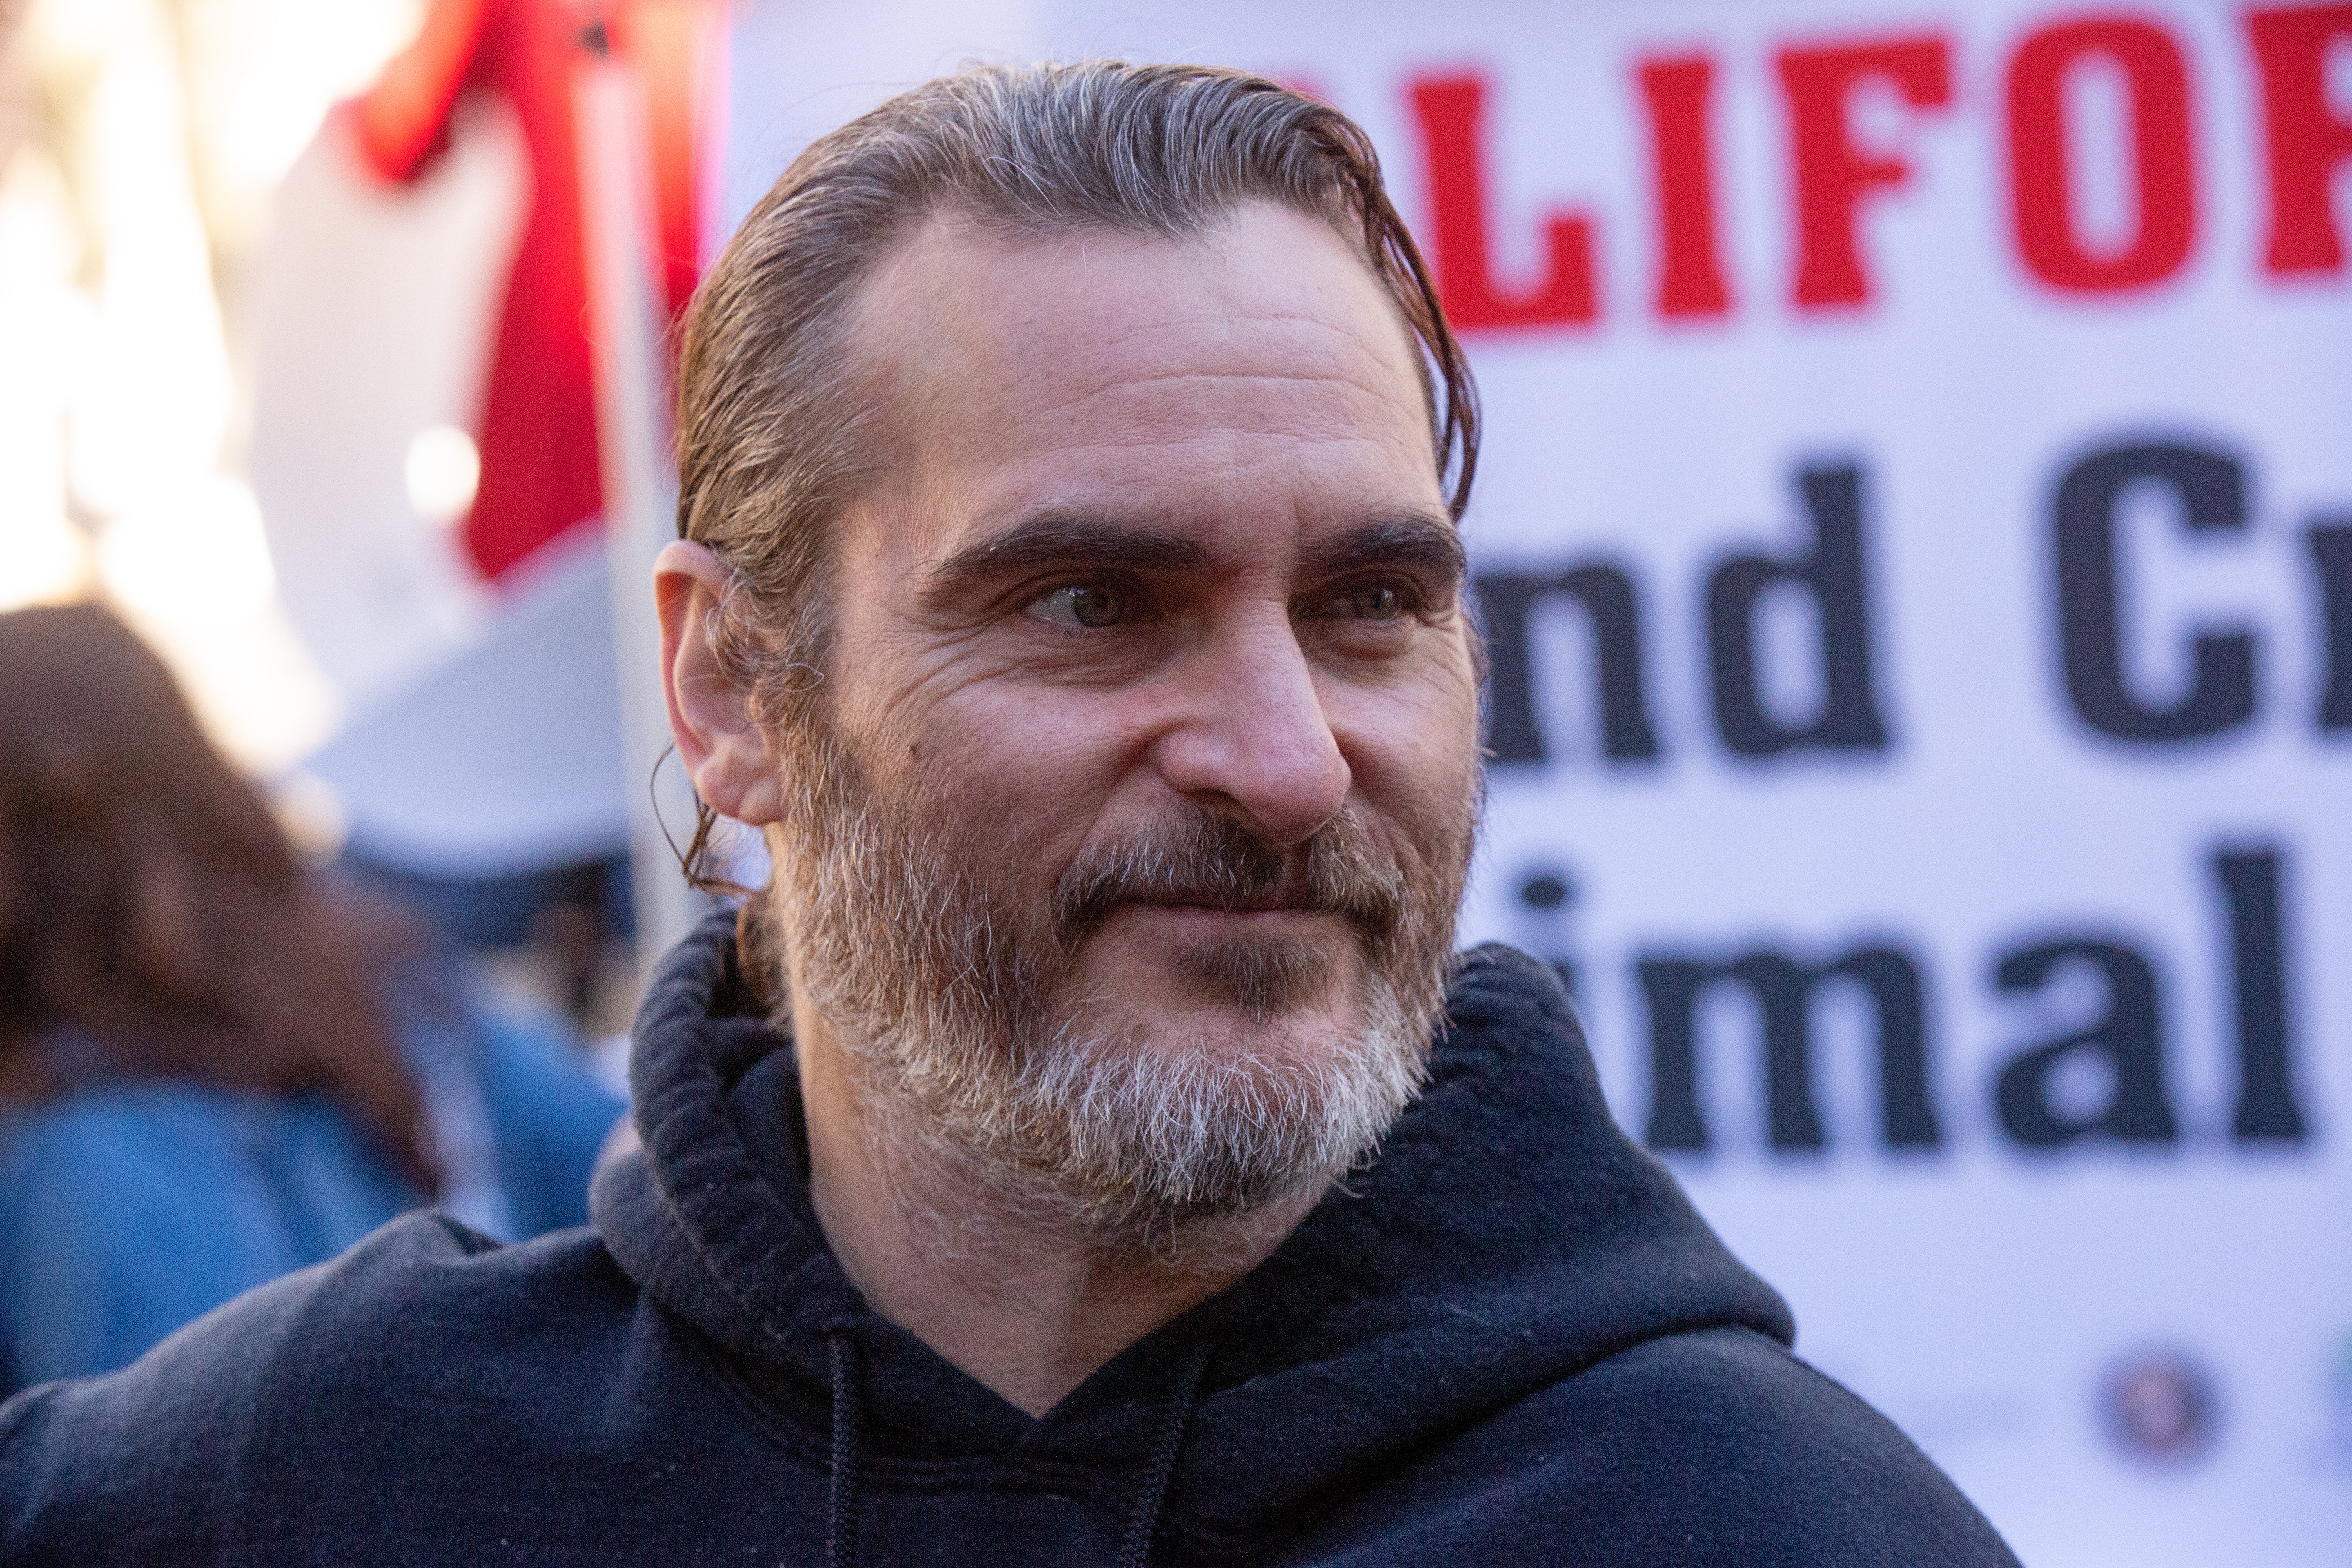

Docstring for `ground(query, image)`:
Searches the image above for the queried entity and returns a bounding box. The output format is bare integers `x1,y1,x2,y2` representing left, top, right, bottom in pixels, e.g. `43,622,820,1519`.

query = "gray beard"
763,723,1476,1254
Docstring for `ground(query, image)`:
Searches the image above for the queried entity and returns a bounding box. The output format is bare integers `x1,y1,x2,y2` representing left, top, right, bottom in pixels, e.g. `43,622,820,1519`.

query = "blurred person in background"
0,602,622,1392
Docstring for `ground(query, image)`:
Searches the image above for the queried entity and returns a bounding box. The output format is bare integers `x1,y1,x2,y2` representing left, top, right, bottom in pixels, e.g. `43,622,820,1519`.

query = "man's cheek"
934,719,1120,839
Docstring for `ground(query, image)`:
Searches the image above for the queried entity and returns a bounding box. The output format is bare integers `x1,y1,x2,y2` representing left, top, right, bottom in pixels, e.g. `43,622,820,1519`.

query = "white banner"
723,2,2352,1559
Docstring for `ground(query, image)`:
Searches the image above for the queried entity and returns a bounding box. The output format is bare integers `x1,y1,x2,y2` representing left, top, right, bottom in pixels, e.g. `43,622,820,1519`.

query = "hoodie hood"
591,909,1792,1546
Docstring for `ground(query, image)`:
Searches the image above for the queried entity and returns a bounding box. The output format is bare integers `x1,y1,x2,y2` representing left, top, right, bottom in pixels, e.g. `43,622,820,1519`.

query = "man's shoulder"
175,1205,628,1353
0,1212,641,1558
1503,1327,2018,1564
1309,1325,2020,1567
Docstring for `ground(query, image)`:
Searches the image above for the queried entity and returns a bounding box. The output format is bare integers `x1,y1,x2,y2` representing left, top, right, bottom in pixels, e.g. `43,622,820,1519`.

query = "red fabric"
349,0,717,584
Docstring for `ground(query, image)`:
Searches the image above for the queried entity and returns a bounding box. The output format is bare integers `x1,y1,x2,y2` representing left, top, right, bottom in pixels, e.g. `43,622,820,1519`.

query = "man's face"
775,201,1482,1234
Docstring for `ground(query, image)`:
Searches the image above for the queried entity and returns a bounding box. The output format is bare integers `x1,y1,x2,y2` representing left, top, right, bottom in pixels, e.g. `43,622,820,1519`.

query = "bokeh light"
97,473,278,624
405,423,483,526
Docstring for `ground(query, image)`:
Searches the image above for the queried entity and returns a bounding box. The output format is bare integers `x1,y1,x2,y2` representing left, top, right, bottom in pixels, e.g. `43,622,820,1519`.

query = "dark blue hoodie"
0,913,2018,1565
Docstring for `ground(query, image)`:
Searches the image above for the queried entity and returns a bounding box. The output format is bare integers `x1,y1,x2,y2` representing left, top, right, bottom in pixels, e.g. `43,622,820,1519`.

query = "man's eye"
1026,584,1129,628
1348,584,1407,622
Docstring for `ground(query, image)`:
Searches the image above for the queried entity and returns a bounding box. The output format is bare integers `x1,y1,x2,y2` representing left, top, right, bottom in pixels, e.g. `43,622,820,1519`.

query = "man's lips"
1114,896,1330,918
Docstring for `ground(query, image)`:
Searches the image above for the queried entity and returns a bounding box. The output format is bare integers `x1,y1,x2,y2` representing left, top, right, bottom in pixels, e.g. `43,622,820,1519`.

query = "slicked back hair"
673,60,1479,888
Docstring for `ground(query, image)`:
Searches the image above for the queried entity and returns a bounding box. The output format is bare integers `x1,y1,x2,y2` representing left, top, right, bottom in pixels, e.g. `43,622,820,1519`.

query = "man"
0,62,2018,1564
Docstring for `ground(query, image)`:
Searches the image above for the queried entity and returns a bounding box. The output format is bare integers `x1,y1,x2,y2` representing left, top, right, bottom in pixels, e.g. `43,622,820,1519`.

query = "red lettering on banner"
2006,16,2198,294
2247,4,2352,276
1639,55,1734,317
1776,36,1955,309
1409,74,1599,330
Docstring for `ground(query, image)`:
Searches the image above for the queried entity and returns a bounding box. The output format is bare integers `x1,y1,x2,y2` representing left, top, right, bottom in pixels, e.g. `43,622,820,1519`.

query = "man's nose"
1149,610,1351,846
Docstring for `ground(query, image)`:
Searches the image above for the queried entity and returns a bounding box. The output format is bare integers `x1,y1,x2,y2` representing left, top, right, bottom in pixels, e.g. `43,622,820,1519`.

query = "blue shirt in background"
0,1011,623,1392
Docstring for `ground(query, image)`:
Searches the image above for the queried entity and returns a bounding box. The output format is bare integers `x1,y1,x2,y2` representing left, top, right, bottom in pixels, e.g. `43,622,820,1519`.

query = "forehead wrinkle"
1082,301,1410,355
1034,310,1421,410
1029,373,1417,435
990,433,1422,474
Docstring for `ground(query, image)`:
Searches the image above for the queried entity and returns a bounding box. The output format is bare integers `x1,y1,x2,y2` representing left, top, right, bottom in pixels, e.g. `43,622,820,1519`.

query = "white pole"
575,40,705,977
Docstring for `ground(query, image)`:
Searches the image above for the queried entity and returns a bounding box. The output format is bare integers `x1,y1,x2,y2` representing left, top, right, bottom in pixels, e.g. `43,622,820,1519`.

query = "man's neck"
789,998,1319,1418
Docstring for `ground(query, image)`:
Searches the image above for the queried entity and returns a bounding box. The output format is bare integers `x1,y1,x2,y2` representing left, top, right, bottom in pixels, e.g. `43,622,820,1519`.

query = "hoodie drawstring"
823,1332,1209,1568
827,1332,863,1568
1116,1340,1212,1568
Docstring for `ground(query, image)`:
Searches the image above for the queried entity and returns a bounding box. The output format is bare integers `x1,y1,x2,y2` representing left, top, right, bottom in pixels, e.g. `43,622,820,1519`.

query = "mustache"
1050,805,1407,947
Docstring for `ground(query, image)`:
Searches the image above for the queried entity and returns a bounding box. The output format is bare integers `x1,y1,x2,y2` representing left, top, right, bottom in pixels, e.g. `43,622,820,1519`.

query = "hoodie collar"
592,909,1791,1537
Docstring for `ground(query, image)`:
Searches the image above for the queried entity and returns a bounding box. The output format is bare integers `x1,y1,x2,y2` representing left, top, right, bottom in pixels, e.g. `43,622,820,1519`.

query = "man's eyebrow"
924,508,1466,595
1298,512,1467,583
927,513,1208,590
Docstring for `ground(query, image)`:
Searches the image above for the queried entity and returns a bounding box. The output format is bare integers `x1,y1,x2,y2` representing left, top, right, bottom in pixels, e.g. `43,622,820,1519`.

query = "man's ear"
654,541,784,827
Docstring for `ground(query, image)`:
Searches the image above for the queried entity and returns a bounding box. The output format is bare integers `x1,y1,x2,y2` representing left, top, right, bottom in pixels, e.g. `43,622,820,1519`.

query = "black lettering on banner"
1476,563,1659,764
1639,944,1938,1152
1705,463,1892,757
2053,441,2257,742
1992,938,2178,1147
2214,846,2309,1143
2309,520,2352,731
1512,869,1582,1004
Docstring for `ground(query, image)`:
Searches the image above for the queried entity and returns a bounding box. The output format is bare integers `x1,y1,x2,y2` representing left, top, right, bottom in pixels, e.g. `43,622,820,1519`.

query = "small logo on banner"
2099,1348,2219,1466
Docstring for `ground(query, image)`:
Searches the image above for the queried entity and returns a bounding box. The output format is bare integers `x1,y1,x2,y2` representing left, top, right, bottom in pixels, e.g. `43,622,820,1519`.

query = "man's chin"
1011,922,1426,1243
